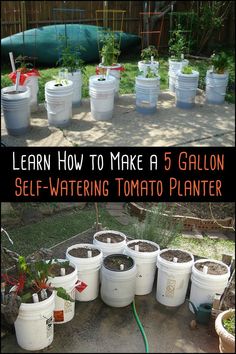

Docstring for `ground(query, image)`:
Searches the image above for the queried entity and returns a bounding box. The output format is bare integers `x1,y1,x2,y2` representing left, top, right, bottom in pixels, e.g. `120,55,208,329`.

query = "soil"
54,84,63,87
22,288,52,304
194,261,228,275
104,254,134,271
95,233,125,243
160,249,192,263
68,247,100,258
128,241,158,252
48,263,75,277
3,91,22,95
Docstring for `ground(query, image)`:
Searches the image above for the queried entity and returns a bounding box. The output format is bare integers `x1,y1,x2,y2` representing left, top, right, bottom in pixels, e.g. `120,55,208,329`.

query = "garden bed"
128,202,235,232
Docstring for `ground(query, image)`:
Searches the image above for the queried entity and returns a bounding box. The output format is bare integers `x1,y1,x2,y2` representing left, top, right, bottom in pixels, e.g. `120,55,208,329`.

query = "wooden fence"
1,1,235,50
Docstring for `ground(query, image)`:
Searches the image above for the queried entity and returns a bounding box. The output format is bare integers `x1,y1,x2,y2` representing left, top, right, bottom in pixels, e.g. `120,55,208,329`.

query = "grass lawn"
1,52,235,103
2,204,234,260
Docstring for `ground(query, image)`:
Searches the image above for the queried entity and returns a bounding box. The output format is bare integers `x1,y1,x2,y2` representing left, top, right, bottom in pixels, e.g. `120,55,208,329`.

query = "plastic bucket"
125,239,160,295
14,290,55,351
101,254,137,307
25,76,39,112
66,243,103,302
205,70,229,104
168,59,189,92
45,80,73,127
156,248,194,306
98,64,123,95
135,76,160,115
93,230,127,258
89,75,116,120
138,60,159,76
47,259,77,324
64,71,82,107
175,70,199,109
189,259,230,313
1,85,31,136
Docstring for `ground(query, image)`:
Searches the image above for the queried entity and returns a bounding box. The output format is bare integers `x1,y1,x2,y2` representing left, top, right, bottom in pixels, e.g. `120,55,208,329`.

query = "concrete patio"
1,91,235,147
1,230,220,353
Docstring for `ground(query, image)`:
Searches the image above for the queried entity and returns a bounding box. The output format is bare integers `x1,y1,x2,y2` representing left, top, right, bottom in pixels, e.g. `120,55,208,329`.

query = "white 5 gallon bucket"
66,243,103,302
175,70,199,109
205,70,229,104
168,58,189,92
156,248,194,306
189,259,230,313
135,76,160,115
25,76,39,112
14,290,55,351
47,259,77,324
98,63,123,95
93,230,127,258
89,75,116,120
45,79,73,127
101,254,137,307
125,239,160,295
65,70,82,107
1,85,31,136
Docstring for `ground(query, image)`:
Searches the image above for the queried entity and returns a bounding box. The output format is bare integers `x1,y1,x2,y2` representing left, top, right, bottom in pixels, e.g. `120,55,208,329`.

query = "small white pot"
93,230,127,258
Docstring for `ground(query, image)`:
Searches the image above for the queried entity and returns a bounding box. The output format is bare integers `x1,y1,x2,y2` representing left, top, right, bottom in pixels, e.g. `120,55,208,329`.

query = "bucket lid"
45,80,73,91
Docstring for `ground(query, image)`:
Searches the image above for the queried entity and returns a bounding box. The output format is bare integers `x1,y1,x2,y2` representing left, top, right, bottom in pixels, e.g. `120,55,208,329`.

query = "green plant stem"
131,300,149,353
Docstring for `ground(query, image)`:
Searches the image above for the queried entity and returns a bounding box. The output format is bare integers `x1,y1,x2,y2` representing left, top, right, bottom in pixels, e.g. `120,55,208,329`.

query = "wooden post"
20,1,27,32
103,1,108,28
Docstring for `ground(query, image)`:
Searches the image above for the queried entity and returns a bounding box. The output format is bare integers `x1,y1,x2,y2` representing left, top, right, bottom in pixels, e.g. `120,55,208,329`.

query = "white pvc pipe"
120,264,124,271
15,71,21,92
173,257,178,263
107,238,111,243
134,245,139,252
87,250,92,258
9,52,16,72
60,268,66,276
32,293,39,303
106,68,110,79
203,266,208,274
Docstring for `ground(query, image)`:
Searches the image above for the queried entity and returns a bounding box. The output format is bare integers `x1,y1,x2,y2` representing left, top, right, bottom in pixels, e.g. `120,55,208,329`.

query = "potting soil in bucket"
175,70,199,109
135,76,160,115
93,230,127,258
47,259,77,324
101,254,137,307
1,85,31,136
89,75,116,120
45,79,73,127
168,59,189,92
156,249,194,307
205,70,229,104
14,290,55,351
66,244,103,302
189,259,230,313
125,239,160,295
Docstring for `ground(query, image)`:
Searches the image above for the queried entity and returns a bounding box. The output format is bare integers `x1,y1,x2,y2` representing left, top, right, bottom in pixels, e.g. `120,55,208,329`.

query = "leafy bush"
141,46,158,63
100,31,120,66
57,35,84,74
223,314,235,336
169,24,187,61
130,204,182,248
181,66,194,74
210,52,229,74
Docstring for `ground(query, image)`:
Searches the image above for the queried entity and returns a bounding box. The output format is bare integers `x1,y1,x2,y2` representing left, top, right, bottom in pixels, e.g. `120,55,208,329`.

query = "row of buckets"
14,229,231,351
1,60,229,136
168,58,229,108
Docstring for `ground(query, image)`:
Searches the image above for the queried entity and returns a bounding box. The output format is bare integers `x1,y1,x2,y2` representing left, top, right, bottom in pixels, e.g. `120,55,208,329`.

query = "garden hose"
131,300,149,353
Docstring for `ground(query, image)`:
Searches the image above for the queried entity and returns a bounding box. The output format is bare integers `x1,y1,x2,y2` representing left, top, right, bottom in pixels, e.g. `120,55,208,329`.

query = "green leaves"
57,35,85,73
211,52,229,74
55,287,75,302
100,31,121,66
181,66,193,74
169,25,187,61
141,46,158,62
